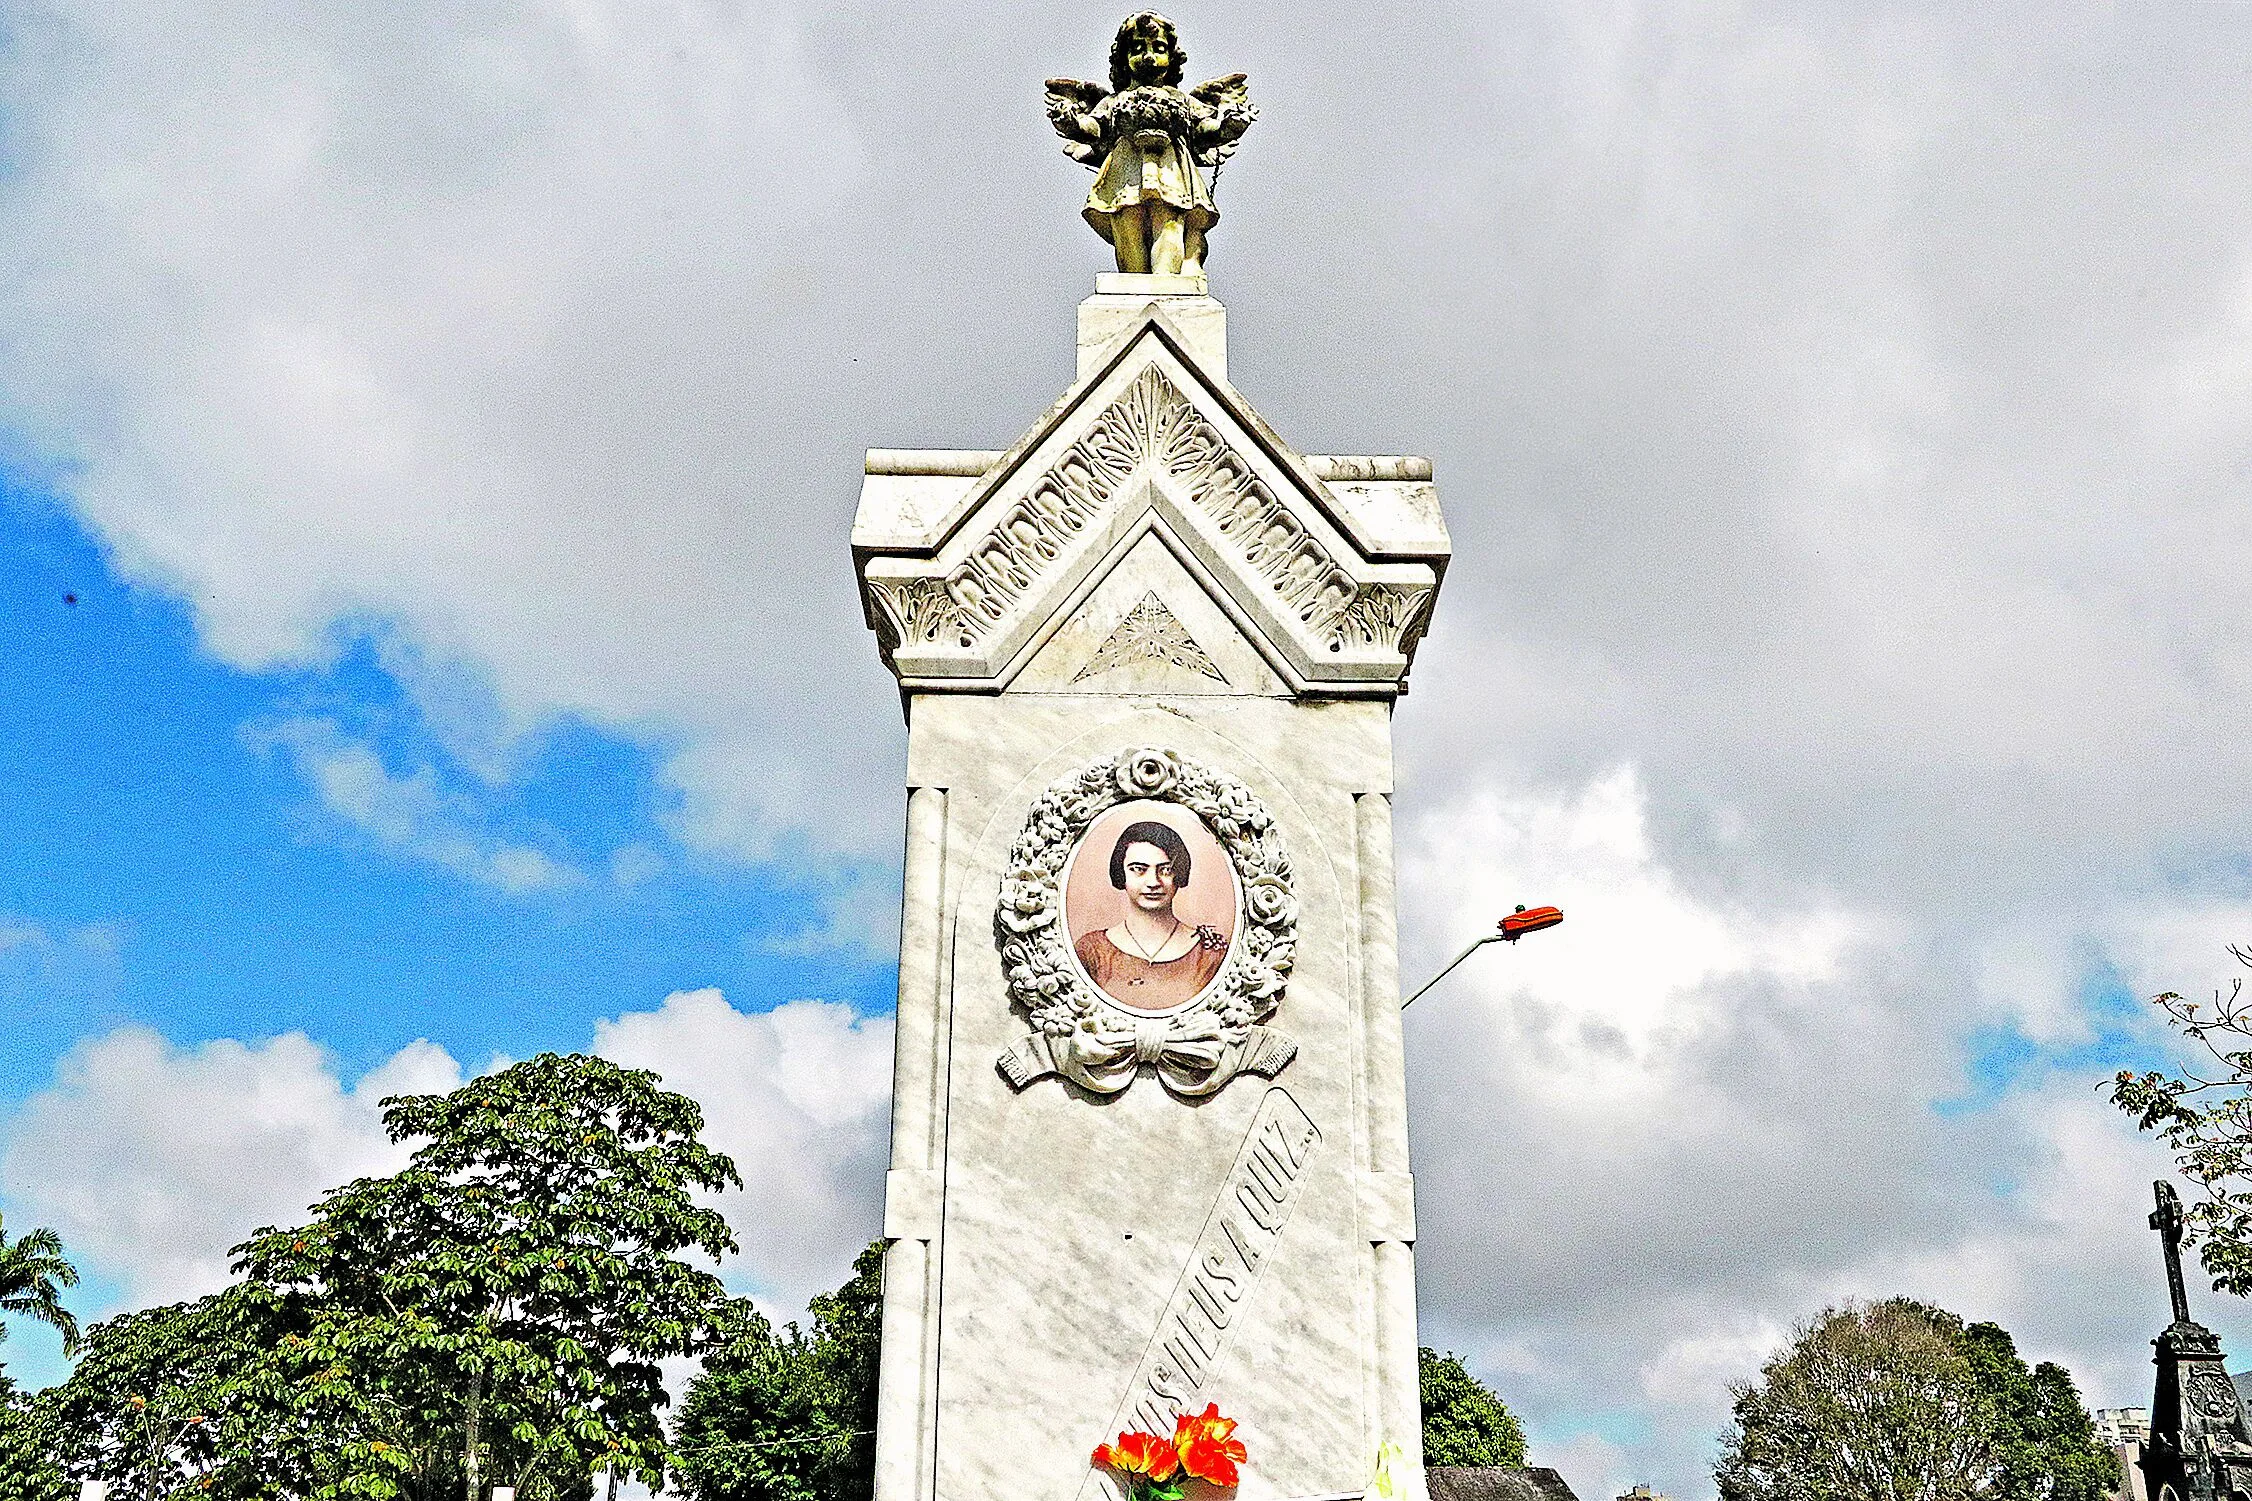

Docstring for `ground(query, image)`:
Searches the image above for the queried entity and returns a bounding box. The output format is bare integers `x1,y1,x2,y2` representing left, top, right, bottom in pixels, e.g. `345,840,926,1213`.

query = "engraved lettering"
1186,1272,1233,1329
1177,1308,1221,1360
1255,1125,1303,1180
1268,1117,1315,1172
1087,1091,1322,1501
1245,1145,1291,1201
1220,1213,1267,1271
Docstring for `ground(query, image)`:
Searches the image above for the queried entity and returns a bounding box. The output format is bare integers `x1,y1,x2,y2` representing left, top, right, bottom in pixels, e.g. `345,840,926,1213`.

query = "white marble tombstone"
854,273,1451,1501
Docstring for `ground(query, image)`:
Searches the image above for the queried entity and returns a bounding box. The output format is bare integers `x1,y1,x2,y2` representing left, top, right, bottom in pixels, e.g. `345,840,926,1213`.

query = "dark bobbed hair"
1109,820,1192,889
1108,11,1185,91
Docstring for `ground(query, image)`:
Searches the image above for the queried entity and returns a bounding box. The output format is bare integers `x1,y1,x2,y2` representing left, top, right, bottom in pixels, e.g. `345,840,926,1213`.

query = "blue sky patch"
0,476,897,1103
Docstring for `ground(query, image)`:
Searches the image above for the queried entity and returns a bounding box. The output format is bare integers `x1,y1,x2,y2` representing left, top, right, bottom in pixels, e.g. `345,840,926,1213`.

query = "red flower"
1094,1430,1182,1484
1173,1404,1247,1487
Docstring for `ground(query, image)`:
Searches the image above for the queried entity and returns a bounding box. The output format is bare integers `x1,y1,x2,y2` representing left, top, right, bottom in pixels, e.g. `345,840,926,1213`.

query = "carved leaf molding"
870,365,1432,661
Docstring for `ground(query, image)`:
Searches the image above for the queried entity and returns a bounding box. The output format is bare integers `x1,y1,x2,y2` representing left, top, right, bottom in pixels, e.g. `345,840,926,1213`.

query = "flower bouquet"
1094,1404,1248,1500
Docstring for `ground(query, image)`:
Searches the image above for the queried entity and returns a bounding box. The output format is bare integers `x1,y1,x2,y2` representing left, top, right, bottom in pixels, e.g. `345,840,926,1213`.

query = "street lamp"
1400,904,1564,1010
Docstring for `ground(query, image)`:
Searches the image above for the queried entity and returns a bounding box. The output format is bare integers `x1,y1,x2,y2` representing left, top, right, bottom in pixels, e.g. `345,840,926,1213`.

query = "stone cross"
2153,1179,2193,1326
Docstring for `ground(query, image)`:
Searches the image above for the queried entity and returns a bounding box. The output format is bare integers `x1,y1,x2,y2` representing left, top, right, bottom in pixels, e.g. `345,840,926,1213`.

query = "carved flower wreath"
994,747,1298,1099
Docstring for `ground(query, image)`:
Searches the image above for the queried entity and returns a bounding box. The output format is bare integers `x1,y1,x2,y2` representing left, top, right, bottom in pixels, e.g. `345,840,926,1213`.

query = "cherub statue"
1045,12,1256,277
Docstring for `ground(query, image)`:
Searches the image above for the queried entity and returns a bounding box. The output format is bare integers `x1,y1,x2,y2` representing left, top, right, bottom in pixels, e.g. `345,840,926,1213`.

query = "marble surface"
861,283,1439,1501
853,291,1450,699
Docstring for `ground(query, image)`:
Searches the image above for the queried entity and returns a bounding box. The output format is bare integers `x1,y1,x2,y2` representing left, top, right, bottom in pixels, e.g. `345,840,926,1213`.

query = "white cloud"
1400,771,2234,1499
11,0,2252,1494
0,990,892,1332
1401,765,1867,1094
251,715,585,892
0,1027,461,1305
0,0,903,855
593,988,892,1311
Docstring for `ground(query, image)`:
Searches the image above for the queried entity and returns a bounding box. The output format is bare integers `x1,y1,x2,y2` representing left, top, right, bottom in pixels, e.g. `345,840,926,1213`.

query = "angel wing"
1044,76,1108,167
1190,72,1258,168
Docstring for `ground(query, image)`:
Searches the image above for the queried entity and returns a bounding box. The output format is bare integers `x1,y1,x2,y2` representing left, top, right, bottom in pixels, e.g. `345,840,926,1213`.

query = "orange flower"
1173,1404,1247,1487
1094,1430,1181,1483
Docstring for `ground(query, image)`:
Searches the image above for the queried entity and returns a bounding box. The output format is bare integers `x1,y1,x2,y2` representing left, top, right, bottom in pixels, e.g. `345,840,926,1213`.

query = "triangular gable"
1007,529,1290,696
857,304,1446,696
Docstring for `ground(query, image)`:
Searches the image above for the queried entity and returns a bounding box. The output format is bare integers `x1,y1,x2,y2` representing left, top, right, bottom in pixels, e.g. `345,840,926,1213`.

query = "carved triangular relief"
1072,592,1225,685
867,363,1433,664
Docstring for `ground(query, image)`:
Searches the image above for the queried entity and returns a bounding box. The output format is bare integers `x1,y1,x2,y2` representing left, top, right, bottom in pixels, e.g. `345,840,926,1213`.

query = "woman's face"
1125,28,1172,85
1120,840,1178,916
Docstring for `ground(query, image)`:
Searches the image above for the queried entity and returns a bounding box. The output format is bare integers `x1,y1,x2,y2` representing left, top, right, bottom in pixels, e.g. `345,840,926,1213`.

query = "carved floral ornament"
868,366,1434,665
995,747,1297,1098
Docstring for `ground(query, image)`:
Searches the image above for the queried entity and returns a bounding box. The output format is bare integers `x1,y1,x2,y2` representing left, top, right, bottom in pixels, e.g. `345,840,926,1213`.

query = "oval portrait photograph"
1062,799,1238,1014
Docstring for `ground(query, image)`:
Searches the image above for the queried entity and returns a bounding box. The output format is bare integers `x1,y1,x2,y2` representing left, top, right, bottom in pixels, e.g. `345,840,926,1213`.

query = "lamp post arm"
1401,932,1506,1010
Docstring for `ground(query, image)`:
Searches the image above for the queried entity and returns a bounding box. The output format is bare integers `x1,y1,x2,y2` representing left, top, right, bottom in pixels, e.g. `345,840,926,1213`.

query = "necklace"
1120,917,1182,962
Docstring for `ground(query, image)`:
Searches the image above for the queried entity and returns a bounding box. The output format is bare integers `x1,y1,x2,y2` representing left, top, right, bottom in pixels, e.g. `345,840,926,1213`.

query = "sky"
2,0,2252,1496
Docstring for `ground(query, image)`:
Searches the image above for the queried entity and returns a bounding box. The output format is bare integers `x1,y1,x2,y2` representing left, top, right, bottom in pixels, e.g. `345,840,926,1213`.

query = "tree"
1958,1322,2116,1501
673,1242,886,1501
1418,1348,1527,1468
0,1213,79,1501
1715,1299,2116,1501
0,1212,82,1359
1718,1300,1997,1501
2113,950,2252,1295
0,1373,71,1501
37,1288,299,1501
234,1051,744,1501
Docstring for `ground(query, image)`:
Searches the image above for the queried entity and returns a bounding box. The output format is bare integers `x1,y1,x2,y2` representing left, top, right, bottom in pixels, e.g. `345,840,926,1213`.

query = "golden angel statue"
1045,12,1257,277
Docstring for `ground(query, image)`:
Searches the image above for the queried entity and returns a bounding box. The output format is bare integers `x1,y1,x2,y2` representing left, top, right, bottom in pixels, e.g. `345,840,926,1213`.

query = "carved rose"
1207,782,1266,837
1007,946,1073,1000
1243,873,1296,927
1025,809,1071,860
998,867,1058,933
1114,747,1181,799
996,746,1298,1097
1237,962,1286,1000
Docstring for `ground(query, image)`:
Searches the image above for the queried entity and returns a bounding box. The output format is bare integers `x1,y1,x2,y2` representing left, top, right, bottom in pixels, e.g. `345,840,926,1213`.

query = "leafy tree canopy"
0,1382,70,1501
231,1051,744,1501
1716,1298,2116,1501
37,1287,297,1500
0,1211,82,1359
2114,948,2252,1296
674,1241,885,1501
1958,1321,2118,1501
1418,1348,1527,1469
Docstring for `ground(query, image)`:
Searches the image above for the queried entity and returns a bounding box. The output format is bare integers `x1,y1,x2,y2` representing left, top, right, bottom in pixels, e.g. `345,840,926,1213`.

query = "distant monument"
2139,1181,2252,1501
852,16,1449,1501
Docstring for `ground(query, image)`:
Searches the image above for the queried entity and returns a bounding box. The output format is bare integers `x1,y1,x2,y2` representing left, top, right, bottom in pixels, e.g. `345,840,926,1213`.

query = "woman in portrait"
1075,820,1228,1008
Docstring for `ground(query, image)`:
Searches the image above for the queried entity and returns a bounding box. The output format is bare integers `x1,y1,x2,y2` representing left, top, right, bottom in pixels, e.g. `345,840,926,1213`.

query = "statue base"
1097,271,1209,296
1081,276,1225,380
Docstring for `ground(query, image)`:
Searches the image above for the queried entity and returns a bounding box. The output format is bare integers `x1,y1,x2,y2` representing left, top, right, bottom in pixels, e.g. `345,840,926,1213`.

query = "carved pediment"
1074,592,1224,685
854,302,1449,697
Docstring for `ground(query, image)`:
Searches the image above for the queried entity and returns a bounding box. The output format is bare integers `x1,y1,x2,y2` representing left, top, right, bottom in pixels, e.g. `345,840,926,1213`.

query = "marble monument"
855,19,1450,1501
2139,1182,2252,1501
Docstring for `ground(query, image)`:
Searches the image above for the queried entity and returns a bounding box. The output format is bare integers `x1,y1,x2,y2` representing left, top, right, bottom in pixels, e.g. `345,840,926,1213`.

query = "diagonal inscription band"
1082,1087,1323,1496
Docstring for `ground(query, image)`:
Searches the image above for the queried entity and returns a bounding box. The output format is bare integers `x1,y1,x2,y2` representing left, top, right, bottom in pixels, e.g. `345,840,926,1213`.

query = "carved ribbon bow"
996,1015,1296,1100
